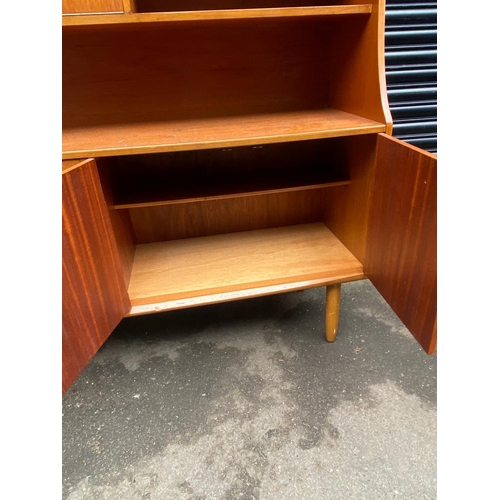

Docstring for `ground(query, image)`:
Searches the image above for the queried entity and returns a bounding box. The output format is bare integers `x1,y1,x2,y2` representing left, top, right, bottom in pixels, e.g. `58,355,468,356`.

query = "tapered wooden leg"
325,283,341,342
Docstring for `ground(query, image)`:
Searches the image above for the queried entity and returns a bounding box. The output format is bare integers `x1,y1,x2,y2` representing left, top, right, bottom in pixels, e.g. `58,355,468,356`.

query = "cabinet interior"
97,135,377,314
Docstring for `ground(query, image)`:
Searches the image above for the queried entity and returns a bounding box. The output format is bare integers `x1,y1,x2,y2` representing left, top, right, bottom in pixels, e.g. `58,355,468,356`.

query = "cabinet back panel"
134,1,354,11
63,21,333,128
129,190,325,243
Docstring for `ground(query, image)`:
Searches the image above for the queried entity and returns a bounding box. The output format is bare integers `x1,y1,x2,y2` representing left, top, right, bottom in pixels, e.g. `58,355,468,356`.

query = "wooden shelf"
62,5,372,26
62,109,385,159
112,168,349,209
126,222,365,315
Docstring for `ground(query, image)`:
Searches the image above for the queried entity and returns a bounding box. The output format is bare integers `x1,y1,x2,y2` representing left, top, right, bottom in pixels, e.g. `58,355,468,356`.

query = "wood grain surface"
325,283,341,342
62,5,372,25
96,157,137,287
62,159,130,394
63,0,124,14
128,189,326,243
128,276,363,316
62,109,385,159
63,21,334,128
122,0,135,12
322,134,378,264
127,222,364,308
365,134,436,354
61,159,83,174
328,0,392,131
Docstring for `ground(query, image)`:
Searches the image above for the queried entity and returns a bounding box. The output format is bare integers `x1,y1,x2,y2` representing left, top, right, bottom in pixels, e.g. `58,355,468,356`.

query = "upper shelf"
62,109,386,159
62,5,372,26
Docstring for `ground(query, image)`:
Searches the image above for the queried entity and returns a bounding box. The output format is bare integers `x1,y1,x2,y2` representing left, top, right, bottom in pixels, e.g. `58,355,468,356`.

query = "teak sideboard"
62,0,437,395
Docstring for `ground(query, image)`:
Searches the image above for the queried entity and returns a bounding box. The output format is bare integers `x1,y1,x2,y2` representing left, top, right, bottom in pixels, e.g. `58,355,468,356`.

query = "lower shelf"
127,222,364,316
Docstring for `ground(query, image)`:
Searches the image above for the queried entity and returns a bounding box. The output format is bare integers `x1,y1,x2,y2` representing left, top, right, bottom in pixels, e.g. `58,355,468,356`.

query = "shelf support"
325,283,341,342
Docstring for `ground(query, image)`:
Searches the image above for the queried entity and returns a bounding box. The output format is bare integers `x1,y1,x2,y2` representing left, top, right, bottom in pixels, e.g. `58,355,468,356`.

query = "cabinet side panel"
97,158,137,287
365,134,436,354
323,134,377,264
106,209,136,287
63,0,124,14
329,0,392,130
62,160,131,394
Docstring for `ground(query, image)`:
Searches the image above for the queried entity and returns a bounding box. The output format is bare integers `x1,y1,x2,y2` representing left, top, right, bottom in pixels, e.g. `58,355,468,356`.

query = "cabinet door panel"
365,134,437,354
62,0,124,14
63,159,130,394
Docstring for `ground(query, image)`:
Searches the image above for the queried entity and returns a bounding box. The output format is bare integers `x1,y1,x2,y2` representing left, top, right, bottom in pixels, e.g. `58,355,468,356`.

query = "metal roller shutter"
385,0,437,154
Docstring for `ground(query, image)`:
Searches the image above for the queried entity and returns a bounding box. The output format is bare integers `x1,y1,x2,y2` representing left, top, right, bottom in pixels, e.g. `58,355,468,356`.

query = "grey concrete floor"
62,280,437,500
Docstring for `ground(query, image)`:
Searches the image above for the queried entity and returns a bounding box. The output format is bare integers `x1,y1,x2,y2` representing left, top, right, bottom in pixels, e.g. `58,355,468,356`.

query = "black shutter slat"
387,87,437,104
393,120,437,136
390,104,437,119
386,50,437,65
385,0,437,154
386,69,437,85
386,9,437,24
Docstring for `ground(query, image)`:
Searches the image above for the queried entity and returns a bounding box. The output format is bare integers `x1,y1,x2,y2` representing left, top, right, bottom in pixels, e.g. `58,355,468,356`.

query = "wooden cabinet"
62,0,437,394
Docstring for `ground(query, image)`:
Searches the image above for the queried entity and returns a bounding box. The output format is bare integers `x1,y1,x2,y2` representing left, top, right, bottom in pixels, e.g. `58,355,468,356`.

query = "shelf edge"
62,5,373,27
62,123,386,160
112,180,350,210
127,274,366,316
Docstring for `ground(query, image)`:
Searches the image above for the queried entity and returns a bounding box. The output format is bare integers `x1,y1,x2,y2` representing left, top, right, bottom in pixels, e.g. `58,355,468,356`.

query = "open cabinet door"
63,159,131,395
365,134,437,354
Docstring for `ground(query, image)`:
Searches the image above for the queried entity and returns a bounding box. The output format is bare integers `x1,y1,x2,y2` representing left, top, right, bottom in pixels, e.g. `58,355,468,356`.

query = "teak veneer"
127,223,365,311
62,5,373,25
62,0,437,395
62,110,385,159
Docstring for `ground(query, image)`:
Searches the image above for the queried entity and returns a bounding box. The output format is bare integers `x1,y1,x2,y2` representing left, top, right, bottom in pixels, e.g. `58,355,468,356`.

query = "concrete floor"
62,280,437,500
